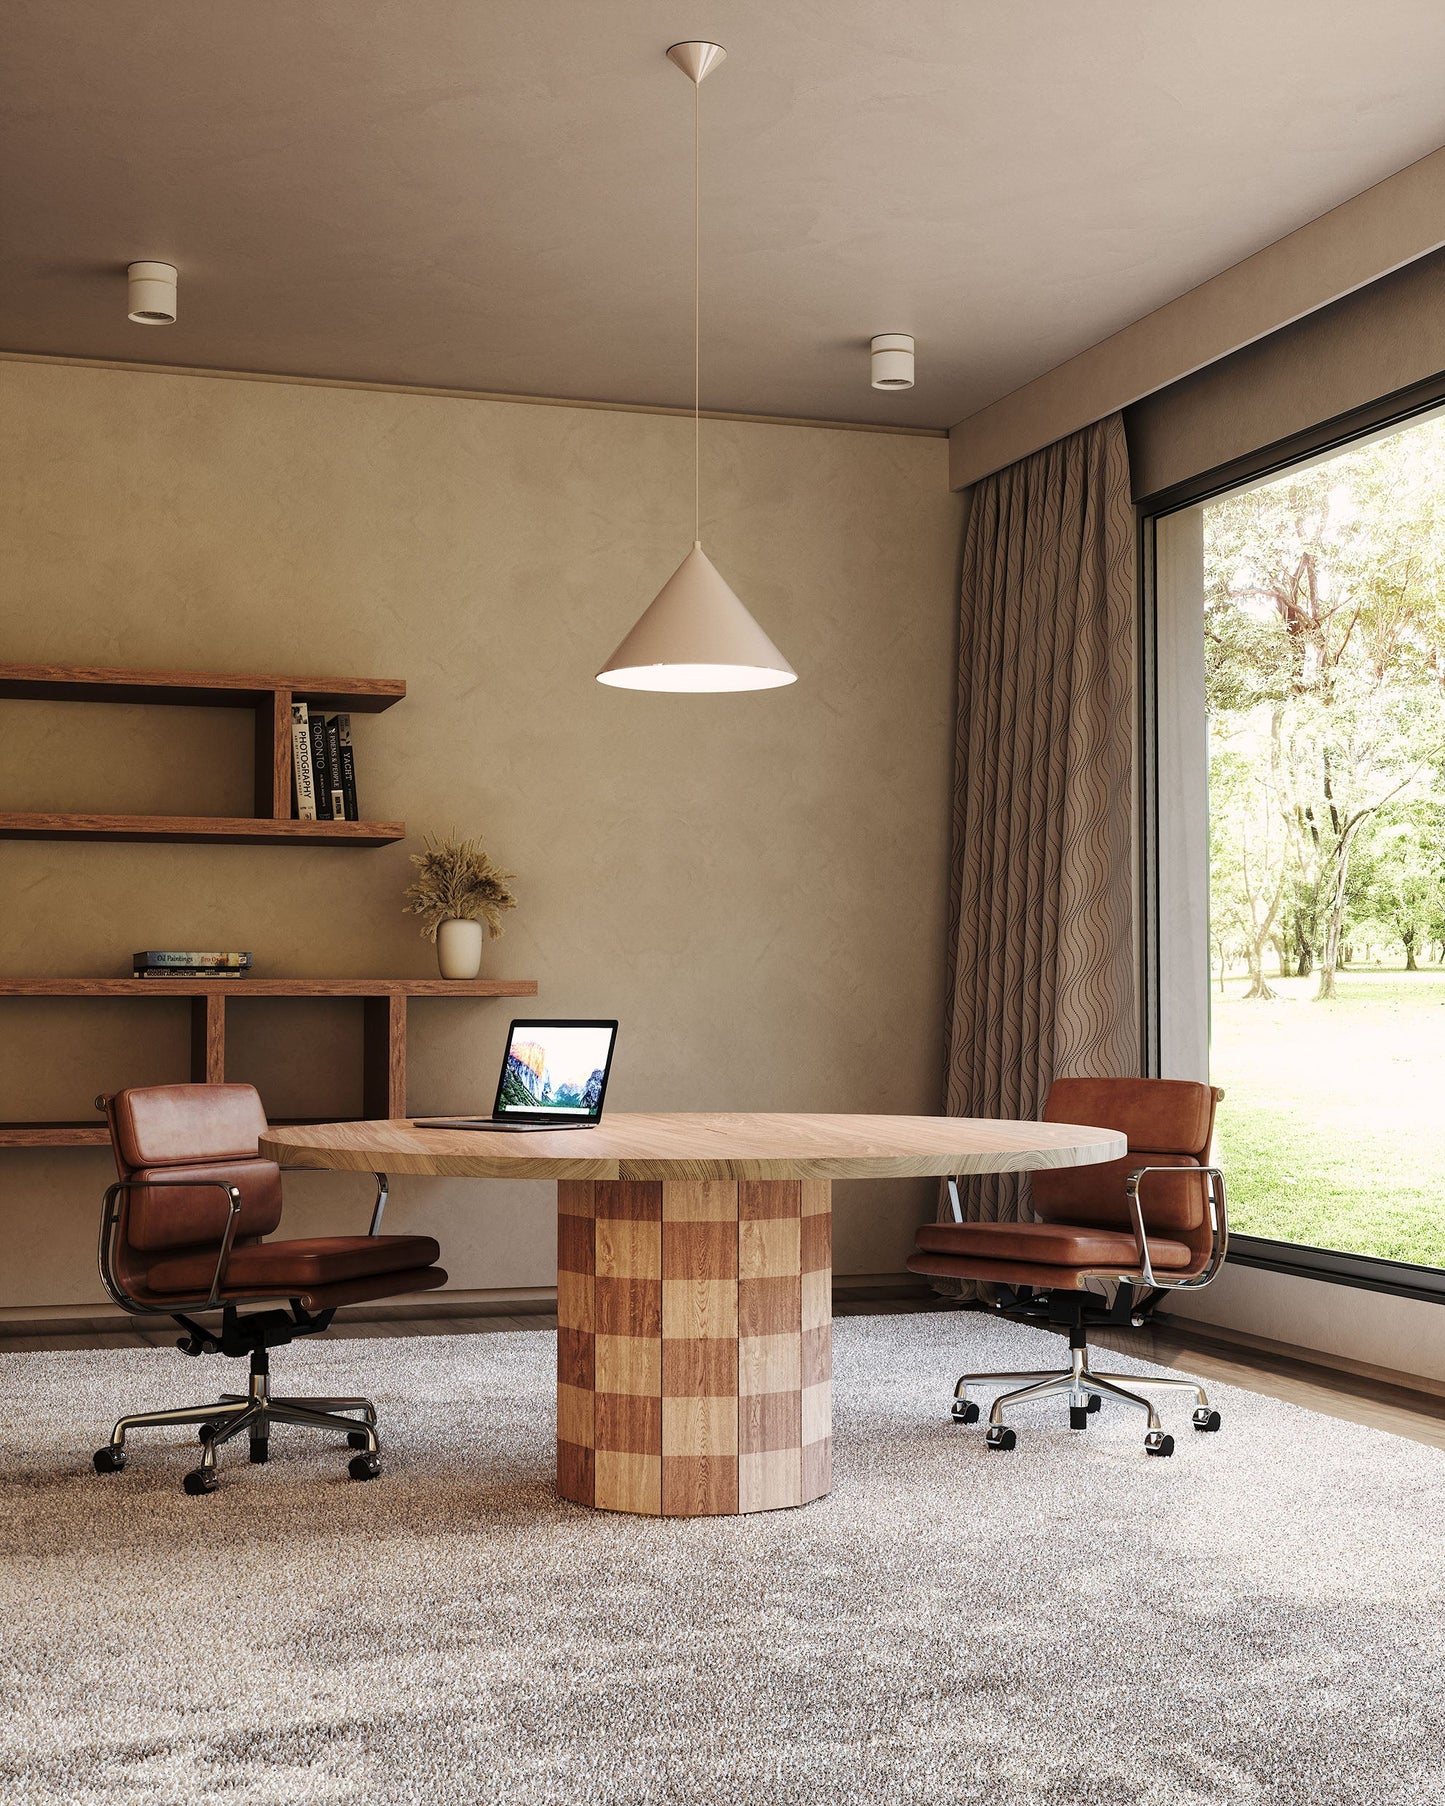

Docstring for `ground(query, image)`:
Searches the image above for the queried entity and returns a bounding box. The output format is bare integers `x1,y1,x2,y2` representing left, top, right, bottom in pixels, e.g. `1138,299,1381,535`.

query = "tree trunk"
1315,815,1367,1001
1403,929,1419,972
1244,932,1277,1000
1317,925,1341,994
1239,791,1285,1002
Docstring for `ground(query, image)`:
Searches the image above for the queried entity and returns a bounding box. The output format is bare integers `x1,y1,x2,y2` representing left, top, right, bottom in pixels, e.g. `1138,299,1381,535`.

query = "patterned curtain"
941,412,1138,1240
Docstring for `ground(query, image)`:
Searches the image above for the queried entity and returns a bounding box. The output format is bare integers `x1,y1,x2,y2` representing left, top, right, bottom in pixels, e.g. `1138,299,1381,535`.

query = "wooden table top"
259,1112,1127,1182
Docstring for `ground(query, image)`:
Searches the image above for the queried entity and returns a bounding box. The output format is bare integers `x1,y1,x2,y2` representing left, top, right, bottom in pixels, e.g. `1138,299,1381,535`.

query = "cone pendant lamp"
596,42,796,694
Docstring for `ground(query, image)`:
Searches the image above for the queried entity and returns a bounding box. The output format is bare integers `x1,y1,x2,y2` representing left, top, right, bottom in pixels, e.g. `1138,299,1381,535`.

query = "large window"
1199,413,1445,1271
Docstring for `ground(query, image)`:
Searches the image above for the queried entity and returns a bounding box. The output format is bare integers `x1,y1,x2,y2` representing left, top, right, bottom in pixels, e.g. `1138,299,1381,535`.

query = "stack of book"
290,702,361,822
133,952,252,979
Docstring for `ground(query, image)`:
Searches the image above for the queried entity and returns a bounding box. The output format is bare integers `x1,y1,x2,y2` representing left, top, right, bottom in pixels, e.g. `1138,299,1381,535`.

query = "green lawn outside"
1210,965,1445,1268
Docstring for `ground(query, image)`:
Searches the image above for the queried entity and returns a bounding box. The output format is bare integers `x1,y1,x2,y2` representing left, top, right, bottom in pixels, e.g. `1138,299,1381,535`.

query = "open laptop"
413,1018,618,1133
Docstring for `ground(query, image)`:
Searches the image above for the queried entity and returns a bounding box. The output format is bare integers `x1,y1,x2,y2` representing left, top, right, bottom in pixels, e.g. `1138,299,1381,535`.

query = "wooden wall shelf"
0,813,404,846
0,662,407,846
0,976,538,1147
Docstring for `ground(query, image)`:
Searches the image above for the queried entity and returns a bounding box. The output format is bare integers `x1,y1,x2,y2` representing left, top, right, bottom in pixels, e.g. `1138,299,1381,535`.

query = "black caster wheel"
249,1436,269,1464
183,1467,220,1496
197,1423,217,1444
1086,1394,1102,1413
984,1426,1016,1452
1069,1405,1089,1430
950,1401,980,1425
1193,1409,1222,1432
92,1445,127,1474
348,1451,382,1481
347,1429,373,1450
1145,1433,1175,1458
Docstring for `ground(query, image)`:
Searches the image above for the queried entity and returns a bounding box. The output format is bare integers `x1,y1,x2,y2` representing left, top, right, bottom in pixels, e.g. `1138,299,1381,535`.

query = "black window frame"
1136,364,1445,1309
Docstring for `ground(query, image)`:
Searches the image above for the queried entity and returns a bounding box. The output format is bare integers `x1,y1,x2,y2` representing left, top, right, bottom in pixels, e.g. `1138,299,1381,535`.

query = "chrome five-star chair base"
950,1317,1221,1459
93,1324,381,1495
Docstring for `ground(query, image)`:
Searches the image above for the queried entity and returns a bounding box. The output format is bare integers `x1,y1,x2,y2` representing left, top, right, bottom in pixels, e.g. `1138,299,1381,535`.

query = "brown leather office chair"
92,1082,446,1494
908,1077,1228,1457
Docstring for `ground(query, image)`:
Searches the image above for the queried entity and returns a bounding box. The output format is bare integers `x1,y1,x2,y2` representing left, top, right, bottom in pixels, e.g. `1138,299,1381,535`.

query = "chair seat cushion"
144,1233,443,1295
911,1219,1193,1271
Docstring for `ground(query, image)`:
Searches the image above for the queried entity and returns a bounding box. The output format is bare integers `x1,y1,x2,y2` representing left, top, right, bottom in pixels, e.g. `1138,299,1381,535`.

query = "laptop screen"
492,1019,618,1122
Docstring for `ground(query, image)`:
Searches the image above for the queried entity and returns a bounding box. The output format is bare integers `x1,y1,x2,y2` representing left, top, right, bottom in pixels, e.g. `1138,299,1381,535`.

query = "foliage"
402,834,517,941
1360,809,1445,970
1205,418,1445,996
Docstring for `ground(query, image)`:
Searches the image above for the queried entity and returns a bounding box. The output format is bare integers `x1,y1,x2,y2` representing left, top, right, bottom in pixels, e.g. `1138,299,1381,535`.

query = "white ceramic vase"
436,917,484,980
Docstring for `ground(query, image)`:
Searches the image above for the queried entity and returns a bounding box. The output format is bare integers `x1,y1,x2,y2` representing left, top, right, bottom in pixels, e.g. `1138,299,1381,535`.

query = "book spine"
324,715,346,821
336,713,359,820
133,952,251,969
308,712,332,820
291,702,317,821
134,968,247,979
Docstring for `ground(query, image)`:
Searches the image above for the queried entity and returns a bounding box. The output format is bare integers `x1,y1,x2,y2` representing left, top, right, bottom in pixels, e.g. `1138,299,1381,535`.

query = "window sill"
1227,1234,1445,1306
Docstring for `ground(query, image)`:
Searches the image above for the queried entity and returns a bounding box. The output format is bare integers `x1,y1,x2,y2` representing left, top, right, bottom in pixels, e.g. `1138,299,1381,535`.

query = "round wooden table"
260,1113,1124,1517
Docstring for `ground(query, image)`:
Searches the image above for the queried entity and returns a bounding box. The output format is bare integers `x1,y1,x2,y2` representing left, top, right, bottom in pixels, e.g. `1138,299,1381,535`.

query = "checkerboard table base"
556,1178,832,1515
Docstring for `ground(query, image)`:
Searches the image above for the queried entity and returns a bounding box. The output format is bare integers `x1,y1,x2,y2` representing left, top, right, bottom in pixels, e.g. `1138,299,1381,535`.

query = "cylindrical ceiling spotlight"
870,333,914,390
127,261,177,325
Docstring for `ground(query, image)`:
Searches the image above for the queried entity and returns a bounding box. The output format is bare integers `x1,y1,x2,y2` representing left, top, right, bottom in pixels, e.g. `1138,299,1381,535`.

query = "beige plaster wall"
0,360,962,1314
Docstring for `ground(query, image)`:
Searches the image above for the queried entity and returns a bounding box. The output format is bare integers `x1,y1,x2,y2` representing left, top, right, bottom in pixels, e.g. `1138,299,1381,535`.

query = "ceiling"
3,1,1445,430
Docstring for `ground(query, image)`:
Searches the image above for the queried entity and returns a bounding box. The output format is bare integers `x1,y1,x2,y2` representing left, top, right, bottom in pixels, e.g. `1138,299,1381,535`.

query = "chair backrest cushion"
127,1157,284,1252
111,1083,269,1170
1032,1076,1219,1237
106,1084,284,1254
1044,1077,1214,1159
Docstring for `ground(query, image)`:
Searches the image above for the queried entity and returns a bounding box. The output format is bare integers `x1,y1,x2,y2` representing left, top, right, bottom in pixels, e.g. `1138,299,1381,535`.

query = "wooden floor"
3,1299,1443,1452
1086,1317,1445,1452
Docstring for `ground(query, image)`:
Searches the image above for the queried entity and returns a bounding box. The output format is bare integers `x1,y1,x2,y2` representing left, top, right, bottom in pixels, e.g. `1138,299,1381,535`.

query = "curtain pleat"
941,414,1137,1242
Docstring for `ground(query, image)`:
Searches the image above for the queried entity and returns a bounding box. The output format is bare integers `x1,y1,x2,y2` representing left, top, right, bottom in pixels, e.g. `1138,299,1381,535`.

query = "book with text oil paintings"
133,952,252,977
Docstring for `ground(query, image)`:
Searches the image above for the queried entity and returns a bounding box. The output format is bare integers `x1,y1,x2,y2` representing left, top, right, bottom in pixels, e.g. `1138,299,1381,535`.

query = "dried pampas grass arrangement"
403,834,517,941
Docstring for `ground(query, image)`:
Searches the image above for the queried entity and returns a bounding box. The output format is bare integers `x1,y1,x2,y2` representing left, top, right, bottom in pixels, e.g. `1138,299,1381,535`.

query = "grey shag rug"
2,1313,1443,1806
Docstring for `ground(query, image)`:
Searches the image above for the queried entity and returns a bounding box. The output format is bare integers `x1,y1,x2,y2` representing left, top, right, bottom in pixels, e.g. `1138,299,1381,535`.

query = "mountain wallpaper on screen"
500,1041,604,1111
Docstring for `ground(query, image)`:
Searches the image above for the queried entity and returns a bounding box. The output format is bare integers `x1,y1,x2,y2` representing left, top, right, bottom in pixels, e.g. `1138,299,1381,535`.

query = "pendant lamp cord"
693,70,701,546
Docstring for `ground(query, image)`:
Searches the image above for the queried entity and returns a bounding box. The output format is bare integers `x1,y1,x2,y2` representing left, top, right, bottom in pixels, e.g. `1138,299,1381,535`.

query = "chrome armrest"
99,1178,243,1312
1120,1165,1228,1292
369,1172,389,1237
945,1177,964,1223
